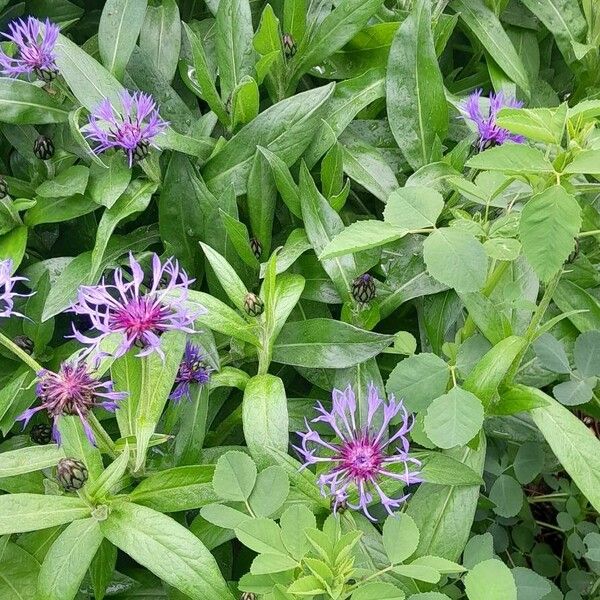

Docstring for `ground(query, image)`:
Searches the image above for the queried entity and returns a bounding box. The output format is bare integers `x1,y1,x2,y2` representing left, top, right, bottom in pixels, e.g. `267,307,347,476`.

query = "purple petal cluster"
0,17,59,79
463,89,525,150
0,259,29,319
83,91,168,166
170,342,212,402
70,253,200,360
17,358,126,444
295,384,421,521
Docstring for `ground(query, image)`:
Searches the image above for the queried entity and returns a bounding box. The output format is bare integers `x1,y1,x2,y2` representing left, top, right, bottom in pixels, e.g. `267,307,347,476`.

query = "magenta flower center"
111,297,171,339
341,435,383,480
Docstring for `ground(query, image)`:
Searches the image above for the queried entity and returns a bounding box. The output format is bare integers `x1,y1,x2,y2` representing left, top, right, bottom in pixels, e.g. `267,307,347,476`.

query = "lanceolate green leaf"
386,0,448,170
100,502,234,600
37,518,104,600
243,375,289,469
0,79,69,124
407,435,486,561
451,0,530,94
0,445,64,478
216,0,256,101
289,0,385,85
99,0,148,80
515,385,600,513
0,495,91,535
202,83,334,194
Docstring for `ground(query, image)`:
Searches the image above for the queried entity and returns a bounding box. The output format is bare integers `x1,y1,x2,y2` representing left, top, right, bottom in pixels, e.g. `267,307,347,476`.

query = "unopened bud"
14,335,34,355
244,292,264,317
30,423,52,445
34,66,58,83
0,176,7,199
132,139,150,164
250,238,262,260
351,273,376,304
241,593,256,600
33,135,54,160
57,458,88,492
282,33,296,58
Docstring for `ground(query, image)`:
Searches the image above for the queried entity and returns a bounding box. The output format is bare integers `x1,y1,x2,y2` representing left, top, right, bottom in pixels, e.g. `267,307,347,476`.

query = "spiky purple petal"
83,91,168,166
70,253,201,360
16,359,126,445
463,89,525,150
0,17,59,78
0,259,30,318
170,342,212,402
295,384,421,521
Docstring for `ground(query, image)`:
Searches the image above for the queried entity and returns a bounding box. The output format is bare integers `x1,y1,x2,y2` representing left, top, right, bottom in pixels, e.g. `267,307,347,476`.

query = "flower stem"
0,331,43,373
88,413,117,458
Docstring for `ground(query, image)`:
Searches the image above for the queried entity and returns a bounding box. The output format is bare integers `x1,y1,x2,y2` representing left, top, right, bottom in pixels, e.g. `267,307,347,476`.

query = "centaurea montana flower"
83,91,168,167
70,253,200,360
16,359,126,445
0,258,29,318
295,384,421,521
0,17,59,81
170,342,212,402
463,89,524,151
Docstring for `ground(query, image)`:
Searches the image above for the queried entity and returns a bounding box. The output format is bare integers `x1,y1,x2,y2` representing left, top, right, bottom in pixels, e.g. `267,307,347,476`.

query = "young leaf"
464,559,517,600
37,518,104,600
383,513,420,564
519,185,581,281
386,0,448,169
384,186,444,229
100,502,234,600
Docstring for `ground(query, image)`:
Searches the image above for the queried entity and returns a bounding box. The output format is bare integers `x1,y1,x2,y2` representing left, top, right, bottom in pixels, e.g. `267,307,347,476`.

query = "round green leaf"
213,451,257,502
574,331,600,377
383,513,420,564
489,474,523,517
464,559,517,600
423,228,487,292
384,186,444,229
424,387,484,449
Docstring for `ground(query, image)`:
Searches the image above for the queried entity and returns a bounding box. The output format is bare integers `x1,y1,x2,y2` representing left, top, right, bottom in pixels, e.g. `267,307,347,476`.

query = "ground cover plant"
1,0,600,598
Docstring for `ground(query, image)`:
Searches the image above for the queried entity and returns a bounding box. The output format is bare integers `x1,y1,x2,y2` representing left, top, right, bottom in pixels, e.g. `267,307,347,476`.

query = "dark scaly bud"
244,292,264,317
351,273,376,304
0,176,8,199
33,135,54,160
241,593,256,600
34,66,59,83
282,33,296,58
57,458,88,492
30,423,52,445
132,139,150,164
13,335,34,355
250,238,262,260
567,238,579,264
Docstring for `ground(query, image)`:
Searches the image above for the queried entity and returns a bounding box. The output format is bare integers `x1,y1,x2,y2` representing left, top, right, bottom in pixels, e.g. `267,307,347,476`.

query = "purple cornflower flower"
170,342,212,402
16,359,126,445
70,253,200,360
0,259,29,318
83,91,168,167
0,17,59,81
463,89,525,151
295,384,421,521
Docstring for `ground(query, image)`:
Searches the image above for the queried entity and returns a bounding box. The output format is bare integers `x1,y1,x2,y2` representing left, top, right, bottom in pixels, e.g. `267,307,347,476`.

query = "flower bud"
241,594,256,600
250,238,262,260
14,335,34,355
57,458,88,492
0,176,7,199
33,135,54,160
567,238,579,264
244,292,264,317
30,423,52,445
282,33,296,58
133,139,150,164
34,66,58,83
351,273,376,304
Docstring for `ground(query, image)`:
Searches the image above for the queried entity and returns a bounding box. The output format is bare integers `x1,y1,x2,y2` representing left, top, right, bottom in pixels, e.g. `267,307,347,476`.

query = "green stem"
0,331,43,372
88,413,117,459
505,271,563,385
579,229,600,238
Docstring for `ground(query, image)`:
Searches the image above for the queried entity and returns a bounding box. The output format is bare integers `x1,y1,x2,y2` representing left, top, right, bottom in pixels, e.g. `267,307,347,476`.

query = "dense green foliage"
1,0,600,599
